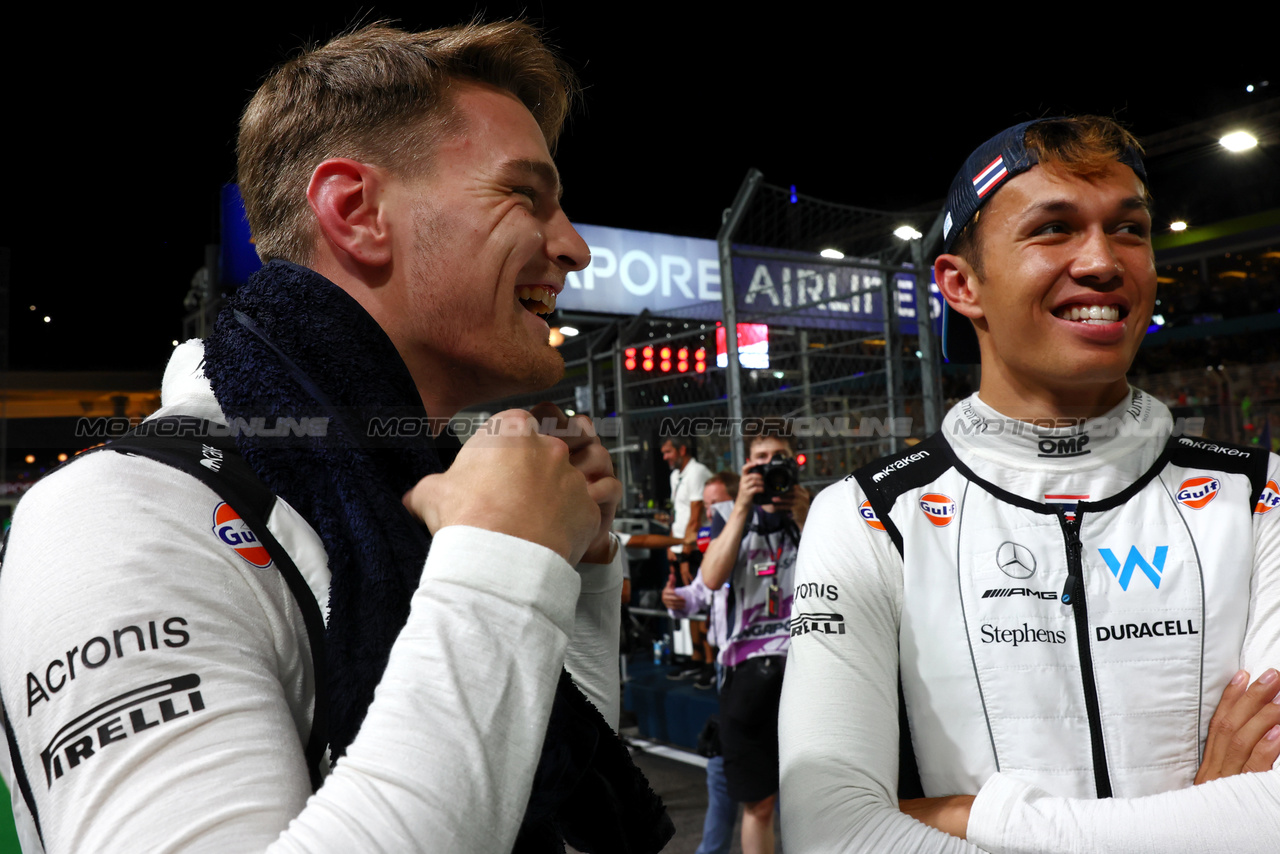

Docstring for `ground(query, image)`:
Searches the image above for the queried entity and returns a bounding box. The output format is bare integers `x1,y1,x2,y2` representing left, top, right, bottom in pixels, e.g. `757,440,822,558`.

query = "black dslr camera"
751,453,799,504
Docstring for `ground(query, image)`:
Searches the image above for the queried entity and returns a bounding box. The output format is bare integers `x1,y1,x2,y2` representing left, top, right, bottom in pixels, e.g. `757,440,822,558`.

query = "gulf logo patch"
919,493,956,527
1176,476,1220,510
212,502,273,568
1258,480,1280,515
859,500,886,531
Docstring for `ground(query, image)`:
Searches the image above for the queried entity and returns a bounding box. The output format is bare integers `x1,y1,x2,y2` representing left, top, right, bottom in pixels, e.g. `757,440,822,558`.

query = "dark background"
4,5,1276,373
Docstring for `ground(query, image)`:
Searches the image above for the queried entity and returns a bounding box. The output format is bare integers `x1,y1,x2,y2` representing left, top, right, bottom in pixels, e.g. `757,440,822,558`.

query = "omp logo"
1099,546,1168,591
1176,476,1219,509
919,493,955,527
859,500,886,531
1258,480,1280,515
212,503,272,568
41,674,205,787
996,541,1036,579
1037,434,1090,458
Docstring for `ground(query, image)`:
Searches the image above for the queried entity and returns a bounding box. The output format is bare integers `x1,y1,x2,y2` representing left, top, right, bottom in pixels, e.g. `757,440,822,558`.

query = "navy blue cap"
939,117,1147,363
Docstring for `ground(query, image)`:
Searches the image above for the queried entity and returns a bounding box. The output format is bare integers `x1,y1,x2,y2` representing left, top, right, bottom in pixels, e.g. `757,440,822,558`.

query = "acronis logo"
212,503,273,569
1099,546,1167,591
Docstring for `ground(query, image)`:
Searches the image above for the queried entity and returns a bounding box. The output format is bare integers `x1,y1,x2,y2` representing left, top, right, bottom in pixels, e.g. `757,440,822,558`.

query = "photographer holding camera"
700,431,809,854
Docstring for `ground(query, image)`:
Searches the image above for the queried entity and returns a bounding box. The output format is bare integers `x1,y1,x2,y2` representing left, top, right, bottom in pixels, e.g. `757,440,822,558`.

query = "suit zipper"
1059,512,1112,798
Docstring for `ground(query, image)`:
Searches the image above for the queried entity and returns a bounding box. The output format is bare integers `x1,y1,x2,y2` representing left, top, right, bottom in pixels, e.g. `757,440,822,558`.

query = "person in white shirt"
780,115,1280,853
702,434,808,854
661,436,714,675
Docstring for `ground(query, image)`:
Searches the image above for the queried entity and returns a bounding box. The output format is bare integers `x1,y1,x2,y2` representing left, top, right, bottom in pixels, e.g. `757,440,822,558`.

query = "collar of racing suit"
943,388,1173,481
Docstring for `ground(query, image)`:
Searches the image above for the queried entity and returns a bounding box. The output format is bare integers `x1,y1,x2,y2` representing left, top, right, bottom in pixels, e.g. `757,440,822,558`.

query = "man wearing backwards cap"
779,116,1280,852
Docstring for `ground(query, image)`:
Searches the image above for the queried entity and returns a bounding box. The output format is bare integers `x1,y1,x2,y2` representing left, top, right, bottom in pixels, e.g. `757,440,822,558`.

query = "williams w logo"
1099,546,1168,591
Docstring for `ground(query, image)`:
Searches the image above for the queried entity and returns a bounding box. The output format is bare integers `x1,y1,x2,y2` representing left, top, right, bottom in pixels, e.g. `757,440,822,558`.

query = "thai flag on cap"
973,155,1008,198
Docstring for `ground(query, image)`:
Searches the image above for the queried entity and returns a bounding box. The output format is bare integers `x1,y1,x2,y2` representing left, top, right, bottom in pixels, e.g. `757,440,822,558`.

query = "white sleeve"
0,454,581,854
563,544,624,729
666,576,712,621
688,462,712,497
965,453,1280,854
779,481,986,853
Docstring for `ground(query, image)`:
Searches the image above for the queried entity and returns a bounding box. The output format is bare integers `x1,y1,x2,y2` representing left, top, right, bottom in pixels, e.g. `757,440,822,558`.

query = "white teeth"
517,286,556,315
1056,305,1120,324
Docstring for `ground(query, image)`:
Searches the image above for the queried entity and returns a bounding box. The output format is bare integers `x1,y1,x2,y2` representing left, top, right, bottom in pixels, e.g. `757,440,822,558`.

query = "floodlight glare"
559,325,579,336
1170,221,1188,232
820,248,845,259
1220,131,1258,152
894,226,923,241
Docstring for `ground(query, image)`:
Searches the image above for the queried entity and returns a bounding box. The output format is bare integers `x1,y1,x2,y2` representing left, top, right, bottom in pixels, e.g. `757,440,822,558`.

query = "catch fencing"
490,170,950,512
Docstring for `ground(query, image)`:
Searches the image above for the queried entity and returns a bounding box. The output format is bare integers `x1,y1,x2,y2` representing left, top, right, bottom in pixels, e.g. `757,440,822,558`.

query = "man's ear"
306,158,392,267
934,253,985,321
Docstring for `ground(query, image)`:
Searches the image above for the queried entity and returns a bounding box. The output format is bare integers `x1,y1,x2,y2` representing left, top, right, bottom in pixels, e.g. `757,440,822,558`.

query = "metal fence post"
718,169,763,473
911,238,943,434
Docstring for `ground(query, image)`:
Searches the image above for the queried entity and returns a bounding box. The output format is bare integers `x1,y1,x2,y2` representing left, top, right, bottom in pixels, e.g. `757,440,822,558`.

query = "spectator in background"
701,434,808,854
663,471,739,854
661,435,713,677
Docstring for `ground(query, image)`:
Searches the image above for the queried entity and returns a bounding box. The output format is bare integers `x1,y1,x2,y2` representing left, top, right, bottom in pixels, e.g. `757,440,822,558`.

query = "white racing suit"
0,341,623,854
780,389,1280,853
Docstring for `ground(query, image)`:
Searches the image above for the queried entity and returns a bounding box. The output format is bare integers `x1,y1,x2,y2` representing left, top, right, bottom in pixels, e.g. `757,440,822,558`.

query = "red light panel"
625,347,636,358
643,346,654,359
625,358,636,370
678,348,688,360
660,347,671,359
695,363,706,374
677,360,688,372
796,453,807,467
642,359,653,371
695,348,706,361
660,360,671,372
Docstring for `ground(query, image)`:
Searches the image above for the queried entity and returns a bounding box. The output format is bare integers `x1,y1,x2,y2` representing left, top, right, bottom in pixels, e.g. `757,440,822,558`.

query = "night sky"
6,5,1275,374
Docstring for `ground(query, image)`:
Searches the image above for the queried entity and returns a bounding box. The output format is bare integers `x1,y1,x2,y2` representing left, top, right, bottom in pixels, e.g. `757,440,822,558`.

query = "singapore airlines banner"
221,194,940,335
561,223,941,336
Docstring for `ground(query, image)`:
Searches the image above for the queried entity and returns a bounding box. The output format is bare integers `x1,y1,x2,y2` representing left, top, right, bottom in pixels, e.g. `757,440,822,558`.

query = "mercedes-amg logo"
996,541,1036,579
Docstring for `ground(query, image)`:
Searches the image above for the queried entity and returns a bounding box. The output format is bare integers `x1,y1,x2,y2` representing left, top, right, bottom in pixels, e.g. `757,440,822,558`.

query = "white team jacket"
0,340,623,854
780,390,1280,853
